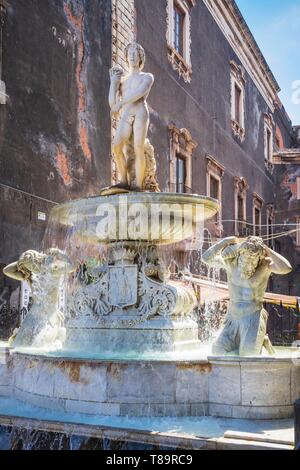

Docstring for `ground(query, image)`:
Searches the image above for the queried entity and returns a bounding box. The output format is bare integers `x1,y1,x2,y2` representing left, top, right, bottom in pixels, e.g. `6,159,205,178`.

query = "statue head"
125,42,145,70
44,248,76,276
237,236,266,278
17,250,47,280
16,249,75,280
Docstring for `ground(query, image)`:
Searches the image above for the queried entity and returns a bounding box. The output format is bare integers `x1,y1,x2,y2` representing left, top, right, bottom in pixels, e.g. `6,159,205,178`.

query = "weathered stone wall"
274,160,300,296
0,0,112,335
272,106,299,295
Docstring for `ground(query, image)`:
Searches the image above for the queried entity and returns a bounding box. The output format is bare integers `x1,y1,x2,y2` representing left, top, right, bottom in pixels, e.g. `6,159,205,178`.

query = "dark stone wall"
273,162,300,296
0,0,112,334
273,107,299,295
0,0,112,201
136,0,276,238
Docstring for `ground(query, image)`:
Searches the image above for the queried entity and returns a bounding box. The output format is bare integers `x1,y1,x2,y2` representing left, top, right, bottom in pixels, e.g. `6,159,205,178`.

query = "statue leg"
239,309,268,356
133,111,149,189
212,316,238,355
113,120,133,185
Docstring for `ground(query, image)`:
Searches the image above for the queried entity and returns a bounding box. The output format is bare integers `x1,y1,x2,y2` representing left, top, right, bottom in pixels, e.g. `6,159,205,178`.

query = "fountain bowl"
48,192,219,246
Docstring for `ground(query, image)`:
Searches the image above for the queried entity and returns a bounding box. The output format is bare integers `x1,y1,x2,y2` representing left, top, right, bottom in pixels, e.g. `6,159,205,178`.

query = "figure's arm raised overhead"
121,73,154,106
202,236,238,269
264,245,292,275
3,262,27,282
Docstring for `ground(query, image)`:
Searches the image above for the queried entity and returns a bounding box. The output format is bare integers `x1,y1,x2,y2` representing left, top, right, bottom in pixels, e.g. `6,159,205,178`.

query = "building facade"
0,0,299,337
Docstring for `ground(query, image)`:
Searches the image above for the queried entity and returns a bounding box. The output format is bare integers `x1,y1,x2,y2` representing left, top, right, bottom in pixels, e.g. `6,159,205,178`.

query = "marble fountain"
0,43,299,450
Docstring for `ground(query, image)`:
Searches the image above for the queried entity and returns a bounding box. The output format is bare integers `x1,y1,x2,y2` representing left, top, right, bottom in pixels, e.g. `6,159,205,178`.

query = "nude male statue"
109,42,154,191
202,236,292,356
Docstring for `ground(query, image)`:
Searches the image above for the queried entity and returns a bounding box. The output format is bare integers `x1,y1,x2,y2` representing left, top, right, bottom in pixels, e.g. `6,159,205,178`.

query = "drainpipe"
0,1,7,104
295,399,300,449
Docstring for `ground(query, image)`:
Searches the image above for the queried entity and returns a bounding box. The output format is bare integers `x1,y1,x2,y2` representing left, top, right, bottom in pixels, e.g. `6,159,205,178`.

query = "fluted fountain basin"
47,192,219,245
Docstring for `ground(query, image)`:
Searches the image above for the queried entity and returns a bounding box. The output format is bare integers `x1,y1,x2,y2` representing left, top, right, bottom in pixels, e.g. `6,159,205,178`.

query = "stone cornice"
234,176,248,193
252,192,263,205
202,0,280,111
273,149,300,164
206,154,225,177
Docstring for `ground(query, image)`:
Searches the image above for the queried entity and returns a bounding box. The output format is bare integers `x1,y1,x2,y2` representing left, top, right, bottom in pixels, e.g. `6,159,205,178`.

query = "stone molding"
168,124,197,191
206,154,224,233
264,113,274,171
166,0,195,83
252,192,263,236
234,176,248,236
230,60,246,142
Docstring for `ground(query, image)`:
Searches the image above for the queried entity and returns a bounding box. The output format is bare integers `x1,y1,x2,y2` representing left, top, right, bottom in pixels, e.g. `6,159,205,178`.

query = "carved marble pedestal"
65,244,199,354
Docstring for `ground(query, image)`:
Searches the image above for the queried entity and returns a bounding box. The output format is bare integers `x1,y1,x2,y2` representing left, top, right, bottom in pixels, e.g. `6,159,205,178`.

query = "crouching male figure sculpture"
3,249,75,349
202,236,292,356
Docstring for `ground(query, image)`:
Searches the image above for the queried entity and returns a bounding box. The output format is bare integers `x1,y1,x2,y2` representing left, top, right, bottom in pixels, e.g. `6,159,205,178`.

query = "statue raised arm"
202,236,292,356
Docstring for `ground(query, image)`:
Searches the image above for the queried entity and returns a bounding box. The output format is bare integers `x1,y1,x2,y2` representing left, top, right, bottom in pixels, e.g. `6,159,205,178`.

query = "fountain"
0,42,299,449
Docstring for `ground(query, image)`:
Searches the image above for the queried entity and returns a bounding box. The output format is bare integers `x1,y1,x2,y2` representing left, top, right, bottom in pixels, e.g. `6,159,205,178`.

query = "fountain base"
1,344,299,420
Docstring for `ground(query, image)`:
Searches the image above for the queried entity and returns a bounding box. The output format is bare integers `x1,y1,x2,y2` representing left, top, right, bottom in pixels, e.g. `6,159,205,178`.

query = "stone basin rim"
6,346,299,364
49,192,220,218
9,349,210,365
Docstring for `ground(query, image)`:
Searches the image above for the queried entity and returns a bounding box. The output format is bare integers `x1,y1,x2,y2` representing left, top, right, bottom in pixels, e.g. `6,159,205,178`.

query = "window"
253,193,263,237
206,155,224,231
266,128,272,161
166,0,195,83
209,175,219,200
297,177,300,200
254,208,260,235
169,125,197,192
237,195,244,234
266,204,275,249
173,3,184,57
230,61,246,141
234,177,248,236
234,84,242,124
297,218,300,247
175,154,186,193
264,113,274,168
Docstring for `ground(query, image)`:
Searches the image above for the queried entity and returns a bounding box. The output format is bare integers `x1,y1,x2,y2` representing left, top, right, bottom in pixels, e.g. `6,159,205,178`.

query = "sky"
236,0,300,125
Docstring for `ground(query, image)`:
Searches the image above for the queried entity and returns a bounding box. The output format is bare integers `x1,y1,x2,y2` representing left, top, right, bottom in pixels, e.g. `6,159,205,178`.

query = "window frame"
296,217,300,247
206,155,224,232
166,0,195,82
175,152,187,193
234,177,248,236
169,125,197,193
230,60,246,141
252,193,263,237
264,113,275,169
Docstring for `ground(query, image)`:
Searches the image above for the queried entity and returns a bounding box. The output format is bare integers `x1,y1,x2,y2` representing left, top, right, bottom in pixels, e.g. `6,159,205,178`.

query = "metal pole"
295,399,300,449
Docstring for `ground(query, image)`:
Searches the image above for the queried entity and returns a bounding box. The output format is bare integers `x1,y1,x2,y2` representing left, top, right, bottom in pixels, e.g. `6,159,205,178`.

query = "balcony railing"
168,183,193,194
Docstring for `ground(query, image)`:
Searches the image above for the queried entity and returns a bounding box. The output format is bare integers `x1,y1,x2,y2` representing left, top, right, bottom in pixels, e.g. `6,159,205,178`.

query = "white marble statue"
202,236,292,356
3,249,75,349
109,42,159,192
